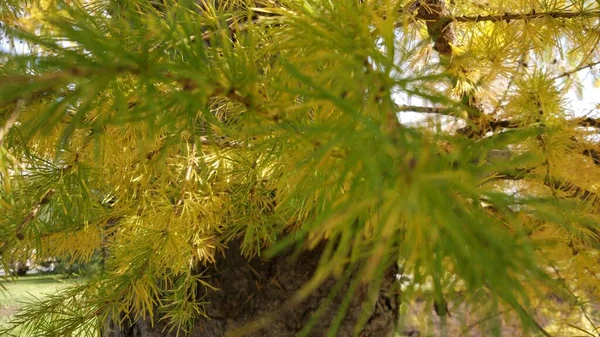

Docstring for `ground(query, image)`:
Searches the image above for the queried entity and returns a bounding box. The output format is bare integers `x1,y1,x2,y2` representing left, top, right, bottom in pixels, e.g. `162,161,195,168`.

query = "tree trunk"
103,243,399,337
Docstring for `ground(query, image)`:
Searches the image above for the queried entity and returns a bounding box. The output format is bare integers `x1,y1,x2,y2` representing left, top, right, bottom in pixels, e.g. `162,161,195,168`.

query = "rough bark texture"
103,243,399,337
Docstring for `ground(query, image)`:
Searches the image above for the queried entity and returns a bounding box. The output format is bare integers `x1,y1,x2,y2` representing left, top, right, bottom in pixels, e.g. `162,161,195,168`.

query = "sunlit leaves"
2,0,600,335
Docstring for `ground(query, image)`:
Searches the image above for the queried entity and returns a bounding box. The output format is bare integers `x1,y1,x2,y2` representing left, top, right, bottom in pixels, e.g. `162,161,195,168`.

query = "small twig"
15,189,54,240
2,66,259,119
575,116,600,128
0,99,24,147
552,60,600,80
456,116,600,136
453,10,600,23
460,309,512,334
148,13,284,53
565,323,598,337
199,135,240,147
395,104,456,116
495,168,598,203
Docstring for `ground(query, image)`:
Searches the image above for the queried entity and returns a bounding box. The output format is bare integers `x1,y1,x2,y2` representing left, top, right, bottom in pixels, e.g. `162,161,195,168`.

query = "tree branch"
414,0,487,137
463,145,599,202
552,60,600,80
454,10,600,23
455,116,600,136
1,66,259,118
582,148,600,165
574,116,600,128
410,3,600,139
395,104,454,115
0,100,24,147
199,135,241,147
15,189,54,240
495,169,598,203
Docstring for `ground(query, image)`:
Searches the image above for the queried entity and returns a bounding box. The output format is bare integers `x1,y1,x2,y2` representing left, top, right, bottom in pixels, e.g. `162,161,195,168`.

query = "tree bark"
103,243,399,337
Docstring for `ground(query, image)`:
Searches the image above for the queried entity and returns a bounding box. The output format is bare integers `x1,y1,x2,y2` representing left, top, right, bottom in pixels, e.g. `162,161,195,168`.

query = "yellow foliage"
3,0,600,335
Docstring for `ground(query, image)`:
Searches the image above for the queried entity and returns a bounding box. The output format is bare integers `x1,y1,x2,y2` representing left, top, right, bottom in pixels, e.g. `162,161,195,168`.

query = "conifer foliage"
2,0,600,336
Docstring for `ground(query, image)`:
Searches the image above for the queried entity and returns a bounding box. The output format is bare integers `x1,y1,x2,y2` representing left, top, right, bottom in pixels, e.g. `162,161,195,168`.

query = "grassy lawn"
0,274,75,330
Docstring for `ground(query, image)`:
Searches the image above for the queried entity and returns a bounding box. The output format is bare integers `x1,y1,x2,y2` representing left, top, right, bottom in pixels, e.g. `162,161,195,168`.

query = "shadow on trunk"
102,243,399,337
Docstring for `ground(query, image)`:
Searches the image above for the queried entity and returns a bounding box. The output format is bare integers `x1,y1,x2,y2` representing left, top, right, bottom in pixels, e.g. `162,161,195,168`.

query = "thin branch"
455,116,600,136
549,179,597,202
148,14,284,53
492,52,528,115
2,67,121,106
135,6,600,54
199,135,241,147
461,309,512,335
569,136,600,166
0,100,24,147
1,66,259,118
15,189,54,240
414,0,486,139
496,169,598,203
455,118,517,135
395,104,454,115
553,60,600,80
2,67,94,86
415,0,455,58
574,117,600,128
395,104,600,134
486,119,520,130
582,148,600,165
453,10,600,23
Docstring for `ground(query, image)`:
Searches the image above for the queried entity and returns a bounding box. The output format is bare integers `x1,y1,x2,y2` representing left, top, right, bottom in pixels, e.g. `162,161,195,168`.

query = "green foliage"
0,275,76,332
1,0,600,335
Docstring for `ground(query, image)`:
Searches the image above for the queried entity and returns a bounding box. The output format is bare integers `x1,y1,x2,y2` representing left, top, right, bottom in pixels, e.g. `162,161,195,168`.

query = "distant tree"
2,0,600,336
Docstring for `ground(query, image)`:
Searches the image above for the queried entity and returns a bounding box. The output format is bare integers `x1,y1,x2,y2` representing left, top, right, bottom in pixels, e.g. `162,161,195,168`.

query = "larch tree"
2,0,600,336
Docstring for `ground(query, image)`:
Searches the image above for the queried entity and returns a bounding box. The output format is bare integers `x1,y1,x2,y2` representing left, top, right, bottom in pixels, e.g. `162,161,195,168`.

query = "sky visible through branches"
3,35,599,127
4,2,600,336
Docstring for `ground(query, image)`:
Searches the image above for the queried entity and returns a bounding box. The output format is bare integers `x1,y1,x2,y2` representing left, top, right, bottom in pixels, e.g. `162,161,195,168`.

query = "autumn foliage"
2,0,600,336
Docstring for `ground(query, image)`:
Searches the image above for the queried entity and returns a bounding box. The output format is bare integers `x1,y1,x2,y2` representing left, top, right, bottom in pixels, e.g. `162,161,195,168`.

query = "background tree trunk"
103,244,399,337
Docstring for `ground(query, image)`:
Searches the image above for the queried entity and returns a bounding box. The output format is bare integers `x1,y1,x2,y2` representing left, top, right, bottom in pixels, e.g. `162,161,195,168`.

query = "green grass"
0,274,75,329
